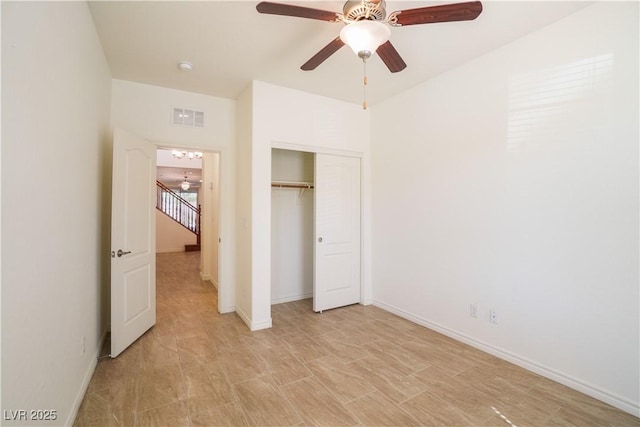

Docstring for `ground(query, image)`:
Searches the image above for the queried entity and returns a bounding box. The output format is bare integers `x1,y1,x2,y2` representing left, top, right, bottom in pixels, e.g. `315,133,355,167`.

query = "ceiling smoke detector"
178,61,193,71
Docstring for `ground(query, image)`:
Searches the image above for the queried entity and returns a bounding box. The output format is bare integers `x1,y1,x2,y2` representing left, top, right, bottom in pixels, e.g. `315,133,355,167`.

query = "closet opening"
270,148,315,306
270,147,362,316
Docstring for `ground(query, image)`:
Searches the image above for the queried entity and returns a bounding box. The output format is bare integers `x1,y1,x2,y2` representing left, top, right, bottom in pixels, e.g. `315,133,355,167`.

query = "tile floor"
75,252,639,426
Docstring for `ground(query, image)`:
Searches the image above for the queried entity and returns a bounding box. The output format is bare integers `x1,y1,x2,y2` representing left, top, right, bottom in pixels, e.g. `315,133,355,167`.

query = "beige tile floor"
75,252,639,427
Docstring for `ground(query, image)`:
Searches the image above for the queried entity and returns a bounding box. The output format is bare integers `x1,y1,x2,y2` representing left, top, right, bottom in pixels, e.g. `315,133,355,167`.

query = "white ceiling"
157,148,202,189
157,166,202,190
88,1,592,106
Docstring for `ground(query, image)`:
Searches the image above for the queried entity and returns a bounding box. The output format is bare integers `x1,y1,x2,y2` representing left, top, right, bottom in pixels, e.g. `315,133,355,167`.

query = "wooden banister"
156,180,201,238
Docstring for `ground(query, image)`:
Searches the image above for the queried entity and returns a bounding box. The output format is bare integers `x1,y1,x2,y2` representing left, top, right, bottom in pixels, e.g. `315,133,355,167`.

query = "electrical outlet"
81,337,86,356
489,310,498,324
470,304,479,318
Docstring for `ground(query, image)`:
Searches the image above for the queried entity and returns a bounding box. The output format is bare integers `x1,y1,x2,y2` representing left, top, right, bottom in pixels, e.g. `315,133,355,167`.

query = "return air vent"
172,107,204,128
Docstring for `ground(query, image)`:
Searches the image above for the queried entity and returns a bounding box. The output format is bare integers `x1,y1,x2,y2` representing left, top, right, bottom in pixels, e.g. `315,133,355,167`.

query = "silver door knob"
117,249,131,257
318,237,323,243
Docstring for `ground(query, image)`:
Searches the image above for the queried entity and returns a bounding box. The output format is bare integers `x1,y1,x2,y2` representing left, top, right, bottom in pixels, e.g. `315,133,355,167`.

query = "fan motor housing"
343,0,387,21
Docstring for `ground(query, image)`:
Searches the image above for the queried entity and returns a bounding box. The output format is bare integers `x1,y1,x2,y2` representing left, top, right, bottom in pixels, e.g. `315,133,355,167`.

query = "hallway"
74,252,638,426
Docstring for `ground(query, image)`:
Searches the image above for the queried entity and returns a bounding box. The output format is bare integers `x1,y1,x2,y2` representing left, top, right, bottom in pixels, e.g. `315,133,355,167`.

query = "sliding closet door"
314,154,361,312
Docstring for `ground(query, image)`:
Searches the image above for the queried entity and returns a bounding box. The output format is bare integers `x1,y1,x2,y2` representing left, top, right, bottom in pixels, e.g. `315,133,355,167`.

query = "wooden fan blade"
256,2,339,22
393,1,482,26
301,37,345,71
377,41,407,73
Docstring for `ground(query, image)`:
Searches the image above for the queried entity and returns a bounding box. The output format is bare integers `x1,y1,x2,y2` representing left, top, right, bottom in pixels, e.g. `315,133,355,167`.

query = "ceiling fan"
256,0,483,73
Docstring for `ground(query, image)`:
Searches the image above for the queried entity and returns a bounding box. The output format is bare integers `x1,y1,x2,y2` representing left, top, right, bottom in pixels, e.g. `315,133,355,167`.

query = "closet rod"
271,181,314,190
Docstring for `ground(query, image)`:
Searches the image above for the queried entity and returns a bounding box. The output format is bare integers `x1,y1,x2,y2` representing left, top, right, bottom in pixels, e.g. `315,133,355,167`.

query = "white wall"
271,149,314,304
246,80,372,330
110,79,236,313
156,210,197,253
371,2,639,415
1,2,112,425
235,83,254,324
201,152,220,286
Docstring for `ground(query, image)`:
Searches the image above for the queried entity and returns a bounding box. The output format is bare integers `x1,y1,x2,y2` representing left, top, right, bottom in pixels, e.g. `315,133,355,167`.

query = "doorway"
111,128,226,357
156,148,221,290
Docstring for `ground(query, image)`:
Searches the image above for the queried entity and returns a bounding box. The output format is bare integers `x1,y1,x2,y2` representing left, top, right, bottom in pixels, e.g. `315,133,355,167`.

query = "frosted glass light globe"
340,21,391,56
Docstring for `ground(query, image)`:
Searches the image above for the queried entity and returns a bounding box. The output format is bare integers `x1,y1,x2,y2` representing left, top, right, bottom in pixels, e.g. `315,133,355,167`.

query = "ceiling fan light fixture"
340,20,390,57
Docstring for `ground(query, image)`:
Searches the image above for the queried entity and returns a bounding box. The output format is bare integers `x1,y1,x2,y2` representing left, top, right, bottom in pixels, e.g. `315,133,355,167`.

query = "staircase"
156,180,201,251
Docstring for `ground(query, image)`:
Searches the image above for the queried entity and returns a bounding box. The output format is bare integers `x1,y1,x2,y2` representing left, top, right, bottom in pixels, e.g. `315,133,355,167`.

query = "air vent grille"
172,108,204,128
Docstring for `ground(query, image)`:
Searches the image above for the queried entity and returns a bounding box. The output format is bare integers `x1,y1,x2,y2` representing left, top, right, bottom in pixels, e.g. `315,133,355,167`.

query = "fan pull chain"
362,57,368,110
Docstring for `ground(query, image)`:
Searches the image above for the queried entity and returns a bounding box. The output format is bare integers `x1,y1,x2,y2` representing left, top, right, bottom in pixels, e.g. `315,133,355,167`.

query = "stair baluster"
156,181,201,249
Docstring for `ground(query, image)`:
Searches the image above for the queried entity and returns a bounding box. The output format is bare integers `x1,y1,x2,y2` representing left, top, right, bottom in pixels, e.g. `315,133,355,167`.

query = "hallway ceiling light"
181,176,190,191
172,150,203,160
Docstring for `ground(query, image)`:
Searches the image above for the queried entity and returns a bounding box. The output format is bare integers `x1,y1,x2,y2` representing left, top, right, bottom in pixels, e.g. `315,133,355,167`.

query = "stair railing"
156,180,201,244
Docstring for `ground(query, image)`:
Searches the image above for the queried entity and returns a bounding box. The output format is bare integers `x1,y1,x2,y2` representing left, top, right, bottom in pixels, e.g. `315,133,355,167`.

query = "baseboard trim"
65,329,108,426
373,300,640,417
271,292,312,305
236,306,251,329
235,306,272,331
199,273,218,290
156,248,185,253
250,318,273,331
219,305,235,314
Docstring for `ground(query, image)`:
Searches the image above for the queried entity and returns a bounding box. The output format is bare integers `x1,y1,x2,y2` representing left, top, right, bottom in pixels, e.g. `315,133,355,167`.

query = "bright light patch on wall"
172,107,204,128
507,54,613,152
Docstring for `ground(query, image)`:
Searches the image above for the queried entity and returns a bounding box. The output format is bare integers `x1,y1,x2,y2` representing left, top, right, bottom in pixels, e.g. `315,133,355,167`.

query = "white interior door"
314,154,361,312
110,128,156,357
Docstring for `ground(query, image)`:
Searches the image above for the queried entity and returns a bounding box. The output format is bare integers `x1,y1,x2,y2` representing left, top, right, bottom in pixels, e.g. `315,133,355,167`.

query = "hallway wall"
156,210,197,253
201,152,220,286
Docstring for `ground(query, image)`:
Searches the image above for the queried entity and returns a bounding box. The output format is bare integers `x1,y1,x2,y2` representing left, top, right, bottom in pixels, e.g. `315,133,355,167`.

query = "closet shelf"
271,181,314,190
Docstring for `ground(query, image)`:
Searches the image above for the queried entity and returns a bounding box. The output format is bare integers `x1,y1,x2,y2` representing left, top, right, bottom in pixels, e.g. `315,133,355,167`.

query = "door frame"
152,143,227,315
269,142,366,311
